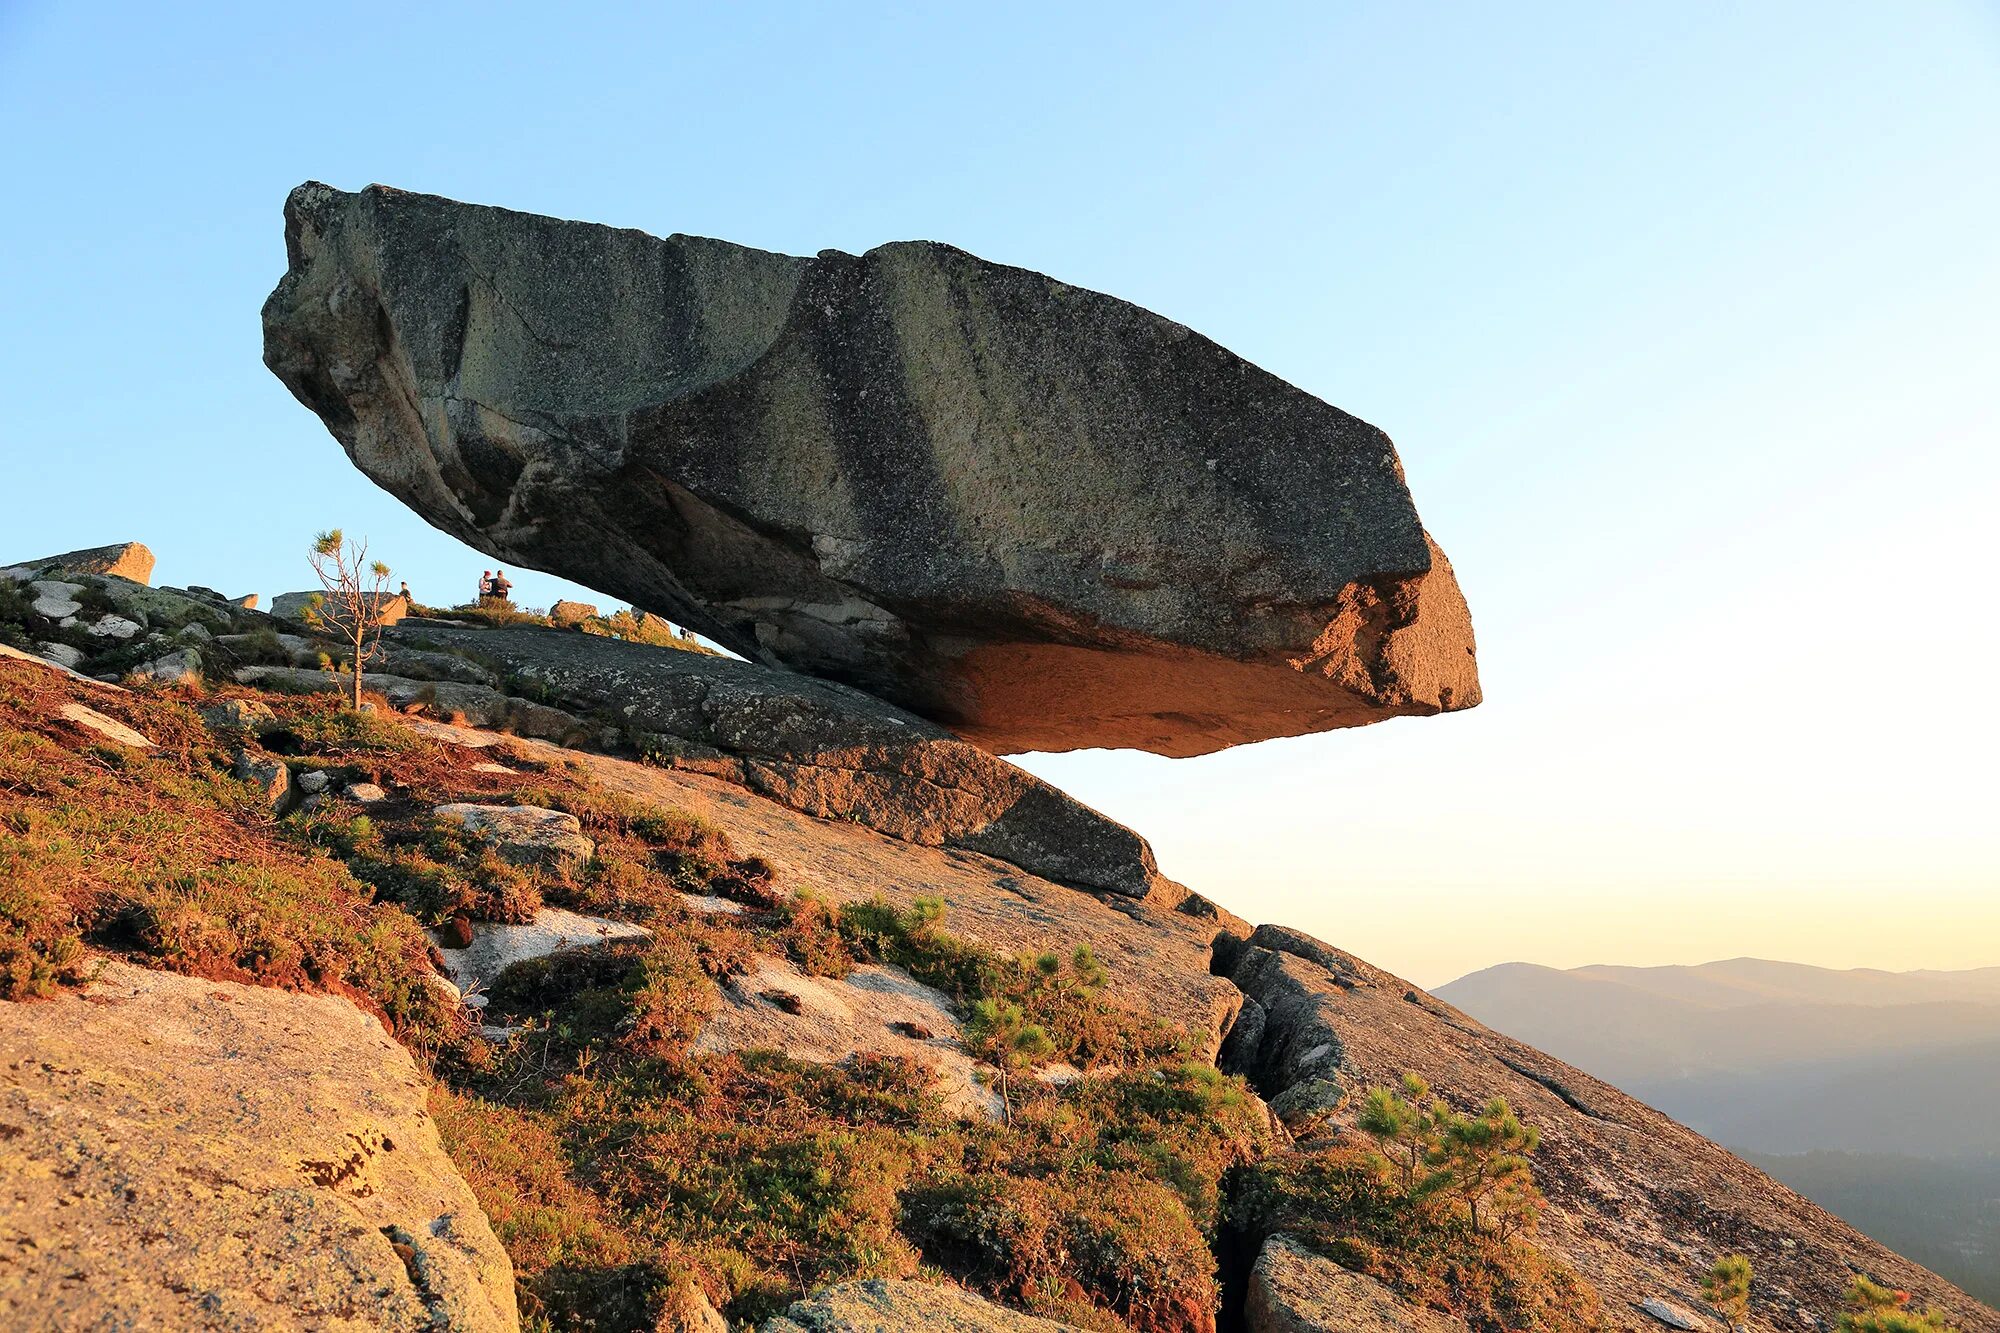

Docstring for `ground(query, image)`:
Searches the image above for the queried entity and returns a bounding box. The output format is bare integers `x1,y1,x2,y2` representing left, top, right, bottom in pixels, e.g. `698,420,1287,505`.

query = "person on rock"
477,570,493,601
489,569,512,603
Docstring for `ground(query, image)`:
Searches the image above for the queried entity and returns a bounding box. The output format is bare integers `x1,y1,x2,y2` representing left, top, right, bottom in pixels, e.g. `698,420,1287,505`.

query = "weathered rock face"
2,540,155,584
0,961,517,1331
262,182,1479,757
386,622,1187,901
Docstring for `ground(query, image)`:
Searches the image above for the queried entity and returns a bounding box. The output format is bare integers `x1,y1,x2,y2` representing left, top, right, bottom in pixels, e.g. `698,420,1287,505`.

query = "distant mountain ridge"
1437,957,2000,1304
1564,957,2000,1008
1437,959,2000,1094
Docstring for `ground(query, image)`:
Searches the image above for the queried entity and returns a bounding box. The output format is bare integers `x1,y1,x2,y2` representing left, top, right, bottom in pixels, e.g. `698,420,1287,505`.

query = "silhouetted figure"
489,568,513,602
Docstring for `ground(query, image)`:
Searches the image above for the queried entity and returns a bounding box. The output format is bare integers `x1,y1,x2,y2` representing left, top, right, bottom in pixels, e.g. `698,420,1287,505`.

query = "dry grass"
0,663,457,1044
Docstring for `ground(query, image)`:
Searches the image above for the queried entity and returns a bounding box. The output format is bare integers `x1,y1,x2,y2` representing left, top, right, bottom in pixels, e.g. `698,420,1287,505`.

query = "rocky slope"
1,574,1989,1332
261,182,1479,757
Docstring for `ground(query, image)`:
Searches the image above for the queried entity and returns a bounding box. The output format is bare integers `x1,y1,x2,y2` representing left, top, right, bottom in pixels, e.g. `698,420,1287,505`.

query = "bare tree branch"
304,528,394,709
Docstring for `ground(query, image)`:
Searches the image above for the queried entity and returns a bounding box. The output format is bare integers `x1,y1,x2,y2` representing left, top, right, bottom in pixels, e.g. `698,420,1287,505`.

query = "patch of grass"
836,897,1191,1070
0,663,458,1046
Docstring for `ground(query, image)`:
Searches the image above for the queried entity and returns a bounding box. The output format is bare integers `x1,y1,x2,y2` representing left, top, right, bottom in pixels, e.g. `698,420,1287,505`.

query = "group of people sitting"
476,569,513,604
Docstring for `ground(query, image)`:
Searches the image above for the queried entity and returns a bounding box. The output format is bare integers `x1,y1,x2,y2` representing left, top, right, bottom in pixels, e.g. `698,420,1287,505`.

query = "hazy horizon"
4,3,1994,989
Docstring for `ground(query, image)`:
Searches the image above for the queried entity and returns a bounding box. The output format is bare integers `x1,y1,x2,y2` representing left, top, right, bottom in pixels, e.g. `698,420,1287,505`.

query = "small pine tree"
1434,1095,1542,1235
1838,1276,1959,1333
1704,1253,1754,1330
304,529,394,710
1358,1073,1448,1195
967,997,1054,1121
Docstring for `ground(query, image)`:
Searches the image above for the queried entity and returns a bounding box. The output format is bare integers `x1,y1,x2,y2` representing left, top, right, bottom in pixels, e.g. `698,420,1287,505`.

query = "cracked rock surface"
0,960,517,1331
388,622,1184,902
262,181,1479,758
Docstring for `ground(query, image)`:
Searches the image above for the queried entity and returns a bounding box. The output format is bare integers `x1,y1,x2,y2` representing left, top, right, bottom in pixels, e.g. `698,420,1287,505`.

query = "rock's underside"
262,182,1480,757
0,961,517,1331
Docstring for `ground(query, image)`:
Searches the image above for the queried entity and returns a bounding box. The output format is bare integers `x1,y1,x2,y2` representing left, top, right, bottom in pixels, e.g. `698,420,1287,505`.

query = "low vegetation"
0,664,457,1045
1229,1072,1596,1332
1839,1276,1963,1333
302,527,396,708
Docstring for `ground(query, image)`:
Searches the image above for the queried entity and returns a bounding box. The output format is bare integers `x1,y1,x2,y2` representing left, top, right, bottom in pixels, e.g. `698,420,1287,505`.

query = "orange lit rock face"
264,182,1481,757
2,541,155,585
948,538,1478,756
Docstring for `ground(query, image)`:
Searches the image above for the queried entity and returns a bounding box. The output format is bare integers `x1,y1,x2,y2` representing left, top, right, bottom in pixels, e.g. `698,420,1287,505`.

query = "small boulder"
57,702,153,750
1269,1076,1348,1130
763,1279,1084,1332
29,580,84,619
85,614,144,640
35,642,84,670
548,599,598,628
200,697,278,733
430,907,648,993
133,647,202,686
233,752,293,813
434,803,595,871
345,781,389,804
295,768,334,795
1247,1235,1468,1332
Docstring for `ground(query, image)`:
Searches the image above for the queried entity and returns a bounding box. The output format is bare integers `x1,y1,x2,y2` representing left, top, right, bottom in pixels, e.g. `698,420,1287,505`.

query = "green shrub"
1704,1252,1753,1329
1839,1276,1960,1333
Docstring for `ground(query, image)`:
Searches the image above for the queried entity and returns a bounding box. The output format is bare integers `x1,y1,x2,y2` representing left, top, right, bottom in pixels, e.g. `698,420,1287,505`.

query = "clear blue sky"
3,2,1995,985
